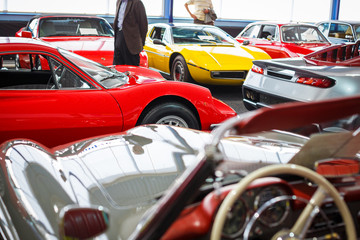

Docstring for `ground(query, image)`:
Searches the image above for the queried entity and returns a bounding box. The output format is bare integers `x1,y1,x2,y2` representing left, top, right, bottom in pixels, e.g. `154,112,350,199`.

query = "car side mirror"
315,158,360,178
59,205,109,239
242,40,250,46
21,30,32,38
153,39,166,46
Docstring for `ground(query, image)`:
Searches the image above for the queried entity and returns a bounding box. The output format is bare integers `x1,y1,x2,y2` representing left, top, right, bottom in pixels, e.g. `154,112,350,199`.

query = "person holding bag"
185,0,216,25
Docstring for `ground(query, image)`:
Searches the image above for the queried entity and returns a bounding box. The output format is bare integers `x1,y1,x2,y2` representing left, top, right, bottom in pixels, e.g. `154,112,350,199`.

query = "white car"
242,41,360,110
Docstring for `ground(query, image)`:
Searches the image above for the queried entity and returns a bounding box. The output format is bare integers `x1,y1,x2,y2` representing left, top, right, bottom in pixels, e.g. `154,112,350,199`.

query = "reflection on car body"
0,37,236,147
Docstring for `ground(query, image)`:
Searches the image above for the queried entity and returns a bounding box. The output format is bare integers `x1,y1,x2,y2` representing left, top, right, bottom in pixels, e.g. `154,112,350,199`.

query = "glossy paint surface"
144,23,271,85
0,37,236,147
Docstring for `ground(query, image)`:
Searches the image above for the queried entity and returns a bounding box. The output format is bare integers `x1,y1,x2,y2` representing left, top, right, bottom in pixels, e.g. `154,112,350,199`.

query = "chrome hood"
0,125,306,239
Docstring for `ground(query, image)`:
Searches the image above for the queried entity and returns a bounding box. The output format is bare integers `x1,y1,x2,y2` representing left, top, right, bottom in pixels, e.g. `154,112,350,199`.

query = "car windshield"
172,26,239,46
59,49,128,88
281,25,328,43
39,17,114,37
355,24,360,39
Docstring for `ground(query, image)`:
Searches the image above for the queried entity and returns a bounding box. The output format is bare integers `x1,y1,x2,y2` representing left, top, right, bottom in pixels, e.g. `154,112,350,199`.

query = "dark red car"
0,37,236,147
236,21,332,58
15,15,148,67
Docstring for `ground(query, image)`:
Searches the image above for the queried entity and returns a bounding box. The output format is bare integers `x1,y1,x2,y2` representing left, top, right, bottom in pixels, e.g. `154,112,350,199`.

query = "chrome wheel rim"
156,115,188,127
173,62,185,81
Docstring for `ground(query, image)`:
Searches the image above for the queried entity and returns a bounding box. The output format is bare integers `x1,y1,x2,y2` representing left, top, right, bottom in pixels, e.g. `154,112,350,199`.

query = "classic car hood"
41,36,114,51
57,125,305,202
41,36,114,65
182,45,270,70
286,42,331,55
0,125,305,239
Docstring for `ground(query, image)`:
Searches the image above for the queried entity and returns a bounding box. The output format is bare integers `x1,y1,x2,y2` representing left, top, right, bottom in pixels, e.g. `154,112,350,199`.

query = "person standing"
113,0,148,66
185,0,215,25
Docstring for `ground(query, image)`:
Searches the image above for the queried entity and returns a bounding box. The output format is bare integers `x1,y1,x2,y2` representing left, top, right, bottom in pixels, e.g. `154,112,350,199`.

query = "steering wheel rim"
210,164,356,240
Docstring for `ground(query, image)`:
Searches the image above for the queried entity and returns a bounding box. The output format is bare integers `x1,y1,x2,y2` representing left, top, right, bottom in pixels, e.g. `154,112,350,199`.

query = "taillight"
251,65,264,75
296,77,334,88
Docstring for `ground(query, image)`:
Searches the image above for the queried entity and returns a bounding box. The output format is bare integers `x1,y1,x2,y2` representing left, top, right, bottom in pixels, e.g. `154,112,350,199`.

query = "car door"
252,24,285,58
145,26,172,73
0,53,123,147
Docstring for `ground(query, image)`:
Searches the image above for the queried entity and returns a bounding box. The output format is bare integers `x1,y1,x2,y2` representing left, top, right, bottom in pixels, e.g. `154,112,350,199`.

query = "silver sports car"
242,40,360,110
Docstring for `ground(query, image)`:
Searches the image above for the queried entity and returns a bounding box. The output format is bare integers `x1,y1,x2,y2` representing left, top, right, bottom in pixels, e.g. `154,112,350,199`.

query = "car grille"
211,71,247,79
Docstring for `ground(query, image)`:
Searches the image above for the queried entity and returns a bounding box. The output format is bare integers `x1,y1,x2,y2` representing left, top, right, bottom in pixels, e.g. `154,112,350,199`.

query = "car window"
27,18,38,37
318,22,329,36
60,49,128,89
0,53,92,90
282,26,327,43
240,25,261,38
150,27,166,41
259,25,276,39
48,58,92,89
39,17,114,37
172,26,238,45
354,25,360,39
329,23,353,39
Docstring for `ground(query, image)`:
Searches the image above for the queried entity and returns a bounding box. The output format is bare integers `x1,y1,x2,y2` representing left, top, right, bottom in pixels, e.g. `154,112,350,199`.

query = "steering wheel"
210,164,356,240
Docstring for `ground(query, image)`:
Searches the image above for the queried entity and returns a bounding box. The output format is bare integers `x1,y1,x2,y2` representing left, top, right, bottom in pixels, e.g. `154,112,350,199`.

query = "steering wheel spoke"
210,164,356,240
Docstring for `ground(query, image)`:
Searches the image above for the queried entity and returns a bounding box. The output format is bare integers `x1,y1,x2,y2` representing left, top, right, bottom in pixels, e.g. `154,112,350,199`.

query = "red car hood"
114,65,165,83
287,42,332,55
41,36,114,65
41,36,114,51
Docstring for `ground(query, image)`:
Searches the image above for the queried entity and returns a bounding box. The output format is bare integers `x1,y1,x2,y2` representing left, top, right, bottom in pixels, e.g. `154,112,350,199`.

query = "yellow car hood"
180,45,270,70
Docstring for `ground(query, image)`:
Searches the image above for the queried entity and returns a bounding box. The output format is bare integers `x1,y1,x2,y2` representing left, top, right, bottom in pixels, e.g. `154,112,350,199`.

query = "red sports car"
236,21,332,58
15,15,148,68
0,37,236,147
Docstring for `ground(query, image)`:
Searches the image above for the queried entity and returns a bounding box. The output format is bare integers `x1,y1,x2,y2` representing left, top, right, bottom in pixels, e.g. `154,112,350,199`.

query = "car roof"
317,20,360,25
0,37,58,50
247,21,318,28
30,14,106,21
149,22,218,29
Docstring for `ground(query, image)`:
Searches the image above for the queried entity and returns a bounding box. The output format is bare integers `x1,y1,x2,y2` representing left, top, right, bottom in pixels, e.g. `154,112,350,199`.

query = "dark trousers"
113,30,140,66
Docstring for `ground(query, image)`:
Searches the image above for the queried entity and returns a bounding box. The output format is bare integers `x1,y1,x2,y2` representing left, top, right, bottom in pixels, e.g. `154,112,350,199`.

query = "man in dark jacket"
113,0,148,66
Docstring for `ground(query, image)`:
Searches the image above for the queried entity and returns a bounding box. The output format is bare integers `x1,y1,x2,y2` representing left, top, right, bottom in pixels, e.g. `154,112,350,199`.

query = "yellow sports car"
144,23,271,85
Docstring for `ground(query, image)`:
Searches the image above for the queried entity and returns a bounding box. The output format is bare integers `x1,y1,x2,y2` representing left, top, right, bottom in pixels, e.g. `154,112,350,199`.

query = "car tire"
171,55,193,82
140,102,200,129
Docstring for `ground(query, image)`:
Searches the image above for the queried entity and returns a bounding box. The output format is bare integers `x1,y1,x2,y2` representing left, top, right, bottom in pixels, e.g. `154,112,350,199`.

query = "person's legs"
113,30,140,66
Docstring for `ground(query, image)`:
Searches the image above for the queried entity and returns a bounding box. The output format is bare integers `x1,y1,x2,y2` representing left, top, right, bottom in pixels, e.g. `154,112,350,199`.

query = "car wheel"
171,55,193,82
140,102,200,129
